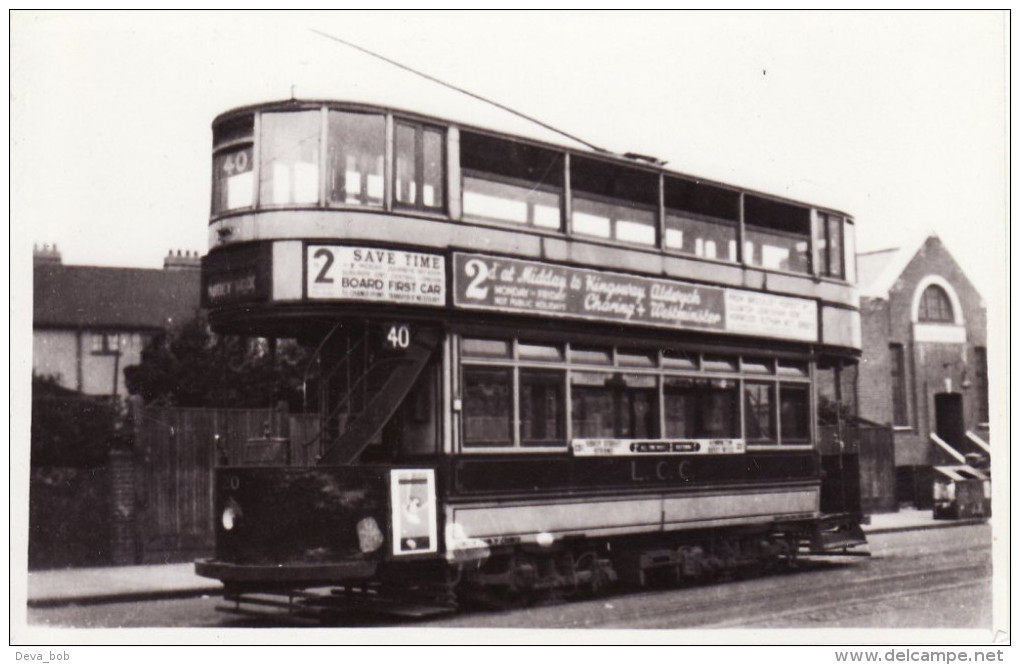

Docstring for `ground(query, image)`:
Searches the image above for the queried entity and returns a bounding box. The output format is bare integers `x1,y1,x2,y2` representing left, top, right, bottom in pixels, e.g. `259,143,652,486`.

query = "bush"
28,466,110,569
31,388,118,467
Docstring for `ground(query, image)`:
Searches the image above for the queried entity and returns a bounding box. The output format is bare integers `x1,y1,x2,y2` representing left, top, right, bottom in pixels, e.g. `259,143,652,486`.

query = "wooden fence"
131,405,319,564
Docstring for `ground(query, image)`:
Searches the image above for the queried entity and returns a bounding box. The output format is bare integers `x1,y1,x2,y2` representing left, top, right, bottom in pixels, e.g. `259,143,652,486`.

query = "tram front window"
395,122,445,211
259,111,321,206
212,114,254,214
327,111,385,207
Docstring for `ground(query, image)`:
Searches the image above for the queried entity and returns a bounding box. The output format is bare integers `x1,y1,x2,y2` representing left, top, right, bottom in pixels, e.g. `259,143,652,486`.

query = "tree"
123,313,316,410
31,373,119,466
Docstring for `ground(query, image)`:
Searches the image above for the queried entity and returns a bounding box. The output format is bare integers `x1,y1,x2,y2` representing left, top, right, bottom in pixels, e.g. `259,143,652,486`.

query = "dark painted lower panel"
445,452,819,499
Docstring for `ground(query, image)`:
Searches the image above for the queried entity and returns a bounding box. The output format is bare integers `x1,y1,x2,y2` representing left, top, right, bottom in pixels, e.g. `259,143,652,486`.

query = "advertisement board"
453,252,817,342
307,245,446,306
390,469,438,556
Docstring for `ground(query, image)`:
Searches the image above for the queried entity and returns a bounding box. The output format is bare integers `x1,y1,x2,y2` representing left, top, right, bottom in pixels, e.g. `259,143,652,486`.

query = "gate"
134,405,319,564
818,419,896,515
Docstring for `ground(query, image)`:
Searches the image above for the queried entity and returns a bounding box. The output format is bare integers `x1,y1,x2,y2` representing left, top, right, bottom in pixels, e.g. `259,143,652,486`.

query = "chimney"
163,249,201,271
33,243,62,265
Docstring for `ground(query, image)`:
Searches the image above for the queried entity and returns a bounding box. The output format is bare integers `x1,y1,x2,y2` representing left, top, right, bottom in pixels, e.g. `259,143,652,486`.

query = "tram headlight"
357,517,384,553
222,501,242,531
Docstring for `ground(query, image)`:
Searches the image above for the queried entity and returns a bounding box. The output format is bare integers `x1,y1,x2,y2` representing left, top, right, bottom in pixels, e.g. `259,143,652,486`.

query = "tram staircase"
312,326,440,466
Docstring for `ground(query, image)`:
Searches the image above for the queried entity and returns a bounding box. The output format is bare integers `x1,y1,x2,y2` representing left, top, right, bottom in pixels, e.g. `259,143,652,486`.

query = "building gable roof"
857,233,978,301
34,263,201,330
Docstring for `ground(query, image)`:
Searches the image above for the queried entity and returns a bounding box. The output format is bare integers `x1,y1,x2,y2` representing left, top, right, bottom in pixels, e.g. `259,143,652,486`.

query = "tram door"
816,360,863,516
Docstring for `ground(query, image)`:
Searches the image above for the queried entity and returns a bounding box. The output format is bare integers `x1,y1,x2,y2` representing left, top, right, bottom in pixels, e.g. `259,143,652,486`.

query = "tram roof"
214,97,854,220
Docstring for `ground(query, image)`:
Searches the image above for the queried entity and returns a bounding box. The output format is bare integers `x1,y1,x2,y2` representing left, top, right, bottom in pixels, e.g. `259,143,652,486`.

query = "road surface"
26,524,992,631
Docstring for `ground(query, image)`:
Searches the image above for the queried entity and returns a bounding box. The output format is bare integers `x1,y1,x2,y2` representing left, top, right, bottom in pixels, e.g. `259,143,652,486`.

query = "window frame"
456,335,815,453
816,211,846,280
918,285,955,323
393,119,447,214
889,342,910,428
90,332,122,356
256,109,324,209
324,108,387,209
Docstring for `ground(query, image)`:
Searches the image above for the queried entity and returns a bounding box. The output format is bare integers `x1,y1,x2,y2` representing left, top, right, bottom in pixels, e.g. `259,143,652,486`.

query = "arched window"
918,285,954,323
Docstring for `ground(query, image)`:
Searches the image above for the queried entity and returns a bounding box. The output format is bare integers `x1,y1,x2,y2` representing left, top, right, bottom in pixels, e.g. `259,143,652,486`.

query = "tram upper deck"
204,99,859,354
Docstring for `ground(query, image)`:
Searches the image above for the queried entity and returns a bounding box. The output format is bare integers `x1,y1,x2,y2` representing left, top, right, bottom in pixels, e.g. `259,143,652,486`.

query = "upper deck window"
461,132,564,230
744,196,811,274
663,177,740,262
211,114,254,214
570,157,659,246
327,111,385,207
815,212,845,279
259,111,321,206
395,121,445,212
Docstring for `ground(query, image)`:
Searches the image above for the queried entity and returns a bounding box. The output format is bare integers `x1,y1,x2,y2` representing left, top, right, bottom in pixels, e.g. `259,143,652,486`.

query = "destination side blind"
452,252,818,342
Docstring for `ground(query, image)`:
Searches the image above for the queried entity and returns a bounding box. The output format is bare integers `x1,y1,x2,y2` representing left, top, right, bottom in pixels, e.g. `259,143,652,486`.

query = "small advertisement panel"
571,438,746,457
307,245,446,306
390,469,438,556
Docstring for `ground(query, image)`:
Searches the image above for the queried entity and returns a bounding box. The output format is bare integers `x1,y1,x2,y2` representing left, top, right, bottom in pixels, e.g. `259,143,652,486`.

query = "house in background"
33,245,202,398
856,234,990,507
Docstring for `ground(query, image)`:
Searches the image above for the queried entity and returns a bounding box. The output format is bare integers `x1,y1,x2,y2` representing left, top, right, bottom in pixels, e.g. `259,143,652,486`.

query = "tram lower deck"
196,311,866,602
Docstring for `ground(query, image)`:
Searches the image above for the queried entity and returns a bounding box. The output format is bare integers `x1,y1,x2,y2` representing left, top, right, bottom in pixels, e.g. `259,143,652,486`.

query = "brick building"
33,245,202,398
856,234,989,506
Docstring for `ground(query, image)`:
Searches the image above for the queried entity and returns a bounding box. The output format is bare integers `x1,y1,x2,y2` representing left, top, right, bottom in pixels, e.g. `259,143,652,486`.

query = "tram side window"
462,367,513,446
743,382,776,444
395,122,445,212
571,373,659,439
815,212,845,279
663,177,741,262
663,378,738,439
779,384,810,443
259,111,321,206
212,114,255,214
327,111,385,207
461,131,564,230
520,370,566,445
744,196,811,274
570,156,659,246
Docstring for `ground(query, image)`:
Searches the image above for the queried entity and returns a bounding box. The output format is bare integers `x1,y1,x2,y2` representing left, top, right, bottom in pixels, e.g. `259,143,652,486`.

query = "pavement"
25,508,988,608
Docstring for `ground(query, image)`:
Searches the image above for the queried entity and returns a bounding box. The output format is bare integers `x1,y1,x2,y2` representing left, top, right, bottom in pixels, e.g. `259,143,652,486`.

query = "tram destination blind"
453,252,817,342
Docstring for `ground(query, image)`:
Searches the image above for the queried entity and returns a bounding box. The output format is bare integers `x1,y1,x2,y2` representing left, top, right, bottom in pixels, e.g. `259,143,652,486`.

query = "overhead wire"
310,29,610,155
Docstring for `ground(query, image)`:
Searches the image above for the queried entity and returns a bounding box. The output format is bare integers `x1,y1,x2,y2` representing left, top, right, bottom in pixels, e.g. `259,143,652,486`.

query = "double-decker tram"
196,99,866,616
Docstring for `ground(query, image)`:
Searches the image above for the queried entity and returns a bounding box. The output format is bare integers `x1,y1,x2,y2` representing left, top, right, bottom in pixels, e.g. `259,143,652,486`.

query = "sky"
11,10,1007,303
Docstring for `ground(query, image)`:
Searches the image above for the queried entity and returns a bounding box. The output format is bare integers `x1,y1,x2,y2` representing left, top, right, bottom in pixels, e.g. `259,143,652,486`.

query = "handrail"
298,356,408,458
965,430,991,455
930,433,966,464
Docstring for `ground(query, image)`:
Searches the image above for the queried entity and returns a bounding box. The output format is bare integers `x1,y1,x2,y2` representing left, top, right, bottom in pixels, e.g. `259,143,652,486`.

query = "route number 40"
386,324,411,350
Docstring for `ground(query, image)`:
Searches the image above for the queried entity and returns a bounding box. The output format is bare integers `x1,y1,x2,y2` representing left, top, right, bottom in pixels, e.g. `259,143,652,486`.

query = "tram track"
421,536,991,630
